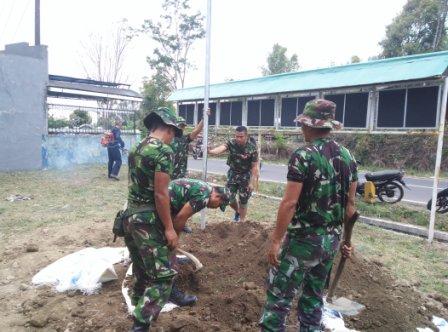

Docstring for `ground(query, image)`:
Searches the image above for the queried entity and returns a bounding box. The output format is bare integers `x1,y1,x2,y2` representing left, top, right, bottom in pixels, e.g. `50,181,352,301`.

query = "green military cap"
295,99,342,130
214,186,231,212
144,107,183,137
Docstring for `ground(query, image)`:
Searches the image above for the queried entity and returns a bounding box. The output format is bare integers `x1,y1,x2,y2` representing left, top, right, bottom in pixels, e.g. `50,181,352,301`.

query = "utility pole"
200,0,212,230
35,0,40,46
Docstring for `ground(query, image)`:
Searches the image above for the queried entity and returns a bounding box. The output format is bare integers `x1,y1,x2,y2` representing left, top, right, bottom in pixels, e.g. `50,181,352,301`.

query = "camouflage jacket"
225,139,258,174
286,138,358,236
168,178,212,215
127,137,174,210
170,134,193,179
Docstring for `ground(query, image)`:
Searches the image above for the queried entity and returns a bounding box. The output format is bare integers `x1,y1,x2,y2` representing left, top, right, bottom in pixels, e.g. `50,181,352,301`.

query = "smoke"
43,134,138,169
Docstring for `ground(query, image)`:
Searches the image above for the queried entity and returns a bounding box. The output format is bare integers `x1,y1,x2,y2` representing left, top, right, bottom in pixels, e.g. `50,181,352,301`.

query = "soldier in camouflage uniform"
166,178,231,306
124,107,183,332
169,178,231,222
208,126,259,222
259,99,358,332
170,109,210,180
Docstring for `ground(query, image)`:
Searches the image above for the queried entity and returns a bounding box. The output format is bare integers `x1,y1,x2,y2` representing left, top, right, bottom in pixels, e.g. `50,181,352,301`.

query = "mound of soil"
1,221,447,331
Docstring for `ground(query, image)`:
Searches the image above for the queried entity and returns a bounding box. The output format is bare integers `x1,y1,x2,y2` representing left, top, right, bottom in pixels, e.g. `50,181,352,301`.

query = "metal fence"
47,103,138,134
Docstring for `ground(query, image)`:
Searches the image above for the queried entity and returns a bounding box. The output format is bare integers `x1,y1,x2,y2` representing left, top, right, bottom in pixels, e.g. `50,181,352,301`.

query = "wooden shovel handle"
327,211,360,302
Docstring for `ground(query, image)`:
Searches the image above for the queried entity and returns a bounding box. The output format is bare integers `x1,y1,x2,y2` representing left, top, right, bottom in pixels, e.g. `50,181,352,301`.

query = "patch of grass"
357,200,448,232
256,181,286,198
0,165,128,235
354,223,448,296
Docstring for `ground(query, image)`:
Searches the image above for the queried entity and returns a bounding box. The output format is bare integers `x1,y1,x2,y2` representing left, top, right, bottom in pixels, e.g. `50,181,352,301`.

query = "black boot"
131,318,149,332
169,284,197,306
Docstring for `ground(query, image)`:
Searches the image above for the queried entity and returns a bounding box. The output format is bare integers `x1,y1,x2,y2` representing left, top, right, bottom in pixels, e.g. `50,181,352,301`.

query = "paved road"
189,158,448,205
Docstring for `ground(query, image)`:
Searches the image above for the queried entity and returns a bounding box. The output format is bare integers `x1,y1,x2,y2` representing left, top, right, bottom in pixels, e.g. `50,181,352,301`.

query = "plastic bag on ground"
322,307,358,332
32,247,129,294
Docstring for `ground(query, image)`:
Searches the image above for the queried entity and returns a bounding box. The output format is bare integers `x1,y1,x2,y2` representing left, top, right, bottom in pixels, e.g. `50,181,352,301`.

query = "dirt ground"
1,217,447,332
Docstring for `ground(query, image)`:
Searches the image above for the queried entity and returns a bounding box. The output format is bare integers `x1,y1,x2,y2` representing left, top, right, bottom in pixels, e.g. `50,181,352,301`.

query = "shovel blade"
325,297,365,316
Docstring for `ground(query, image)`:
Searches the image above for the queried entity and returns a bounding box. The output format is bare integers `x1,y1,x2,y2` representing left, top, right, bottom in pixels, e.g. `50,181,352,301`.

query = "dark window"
197,103,217,125
220,102,231,125
260,99,275,126
185,104,195,124
247,100,260,126
208,102,216,125
281,98,297,127
231,102,242,125
344,93,368,128
377,89,406,127
406,87,439,128
198,103,204,122
178,104,187,120
324,94,344,122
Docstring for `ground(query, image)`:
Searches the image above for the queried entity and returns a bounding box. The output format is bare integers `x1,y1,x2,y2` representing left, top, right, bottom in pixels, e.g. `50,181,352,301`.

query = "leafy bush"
69,110,92,128
48,115,69,129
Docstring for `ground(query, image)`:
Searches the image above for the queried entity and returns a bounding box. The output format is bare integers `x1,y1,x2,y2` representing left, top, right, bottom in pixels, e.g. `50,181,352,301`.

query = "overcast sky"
0,0,407,91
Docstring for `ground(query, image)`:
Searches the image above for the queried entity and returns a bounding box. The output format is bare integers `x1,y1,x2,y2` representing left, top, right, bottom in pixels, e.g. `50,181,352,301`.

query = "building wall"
177,82,443,131
43,133,139,169
0,43,48,171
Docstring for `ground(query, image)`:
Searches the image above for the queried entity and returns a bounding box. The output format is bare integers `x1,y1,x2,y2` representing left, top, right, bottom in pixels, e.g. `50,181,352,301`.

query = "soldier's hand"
340,243,353,259
267,240,281,267
165,228,179,250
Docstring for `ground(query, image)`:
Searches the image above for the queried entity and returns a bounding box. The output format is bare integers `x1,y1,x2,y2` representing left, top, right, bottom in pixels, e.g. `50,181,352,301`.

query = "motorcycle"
356,169,408,204
426,188,448,213
192,136,203,160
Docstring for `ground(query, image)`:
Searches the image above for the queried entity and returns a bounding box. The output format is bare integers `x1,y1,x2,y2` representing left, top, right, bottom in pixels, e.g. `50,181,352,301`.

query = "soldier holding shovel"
259,99,358,332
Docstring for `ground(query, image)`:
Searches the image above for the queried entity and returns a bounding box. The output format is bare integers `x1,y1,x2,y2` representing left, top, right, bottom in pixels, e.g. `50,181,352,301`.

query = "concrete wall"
43,134,139,169
0,43,48,171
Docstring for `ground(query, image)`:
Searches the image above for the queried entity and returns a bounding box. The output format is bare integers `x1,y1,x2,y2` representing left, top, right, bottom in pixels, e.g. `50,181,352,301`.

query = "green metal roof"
169,51,448,101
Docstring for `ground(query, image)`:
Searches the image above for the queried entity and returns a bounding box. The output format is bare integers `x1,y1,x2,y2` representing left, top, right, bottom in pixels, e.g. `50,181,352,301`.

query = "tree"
379,0,448,58
69,110,92,128
80,22,131,112
141,74,172,111
261,43,299,76
131,0,205,90
138,74,173,133
350,55,361,63
80,21,131,84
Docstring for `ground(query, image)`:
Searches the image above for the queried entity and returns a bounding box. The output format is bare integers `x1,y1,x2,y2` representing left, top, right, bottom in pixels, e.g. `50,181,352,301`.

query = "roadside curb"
253,192,448,243
358,216,448,243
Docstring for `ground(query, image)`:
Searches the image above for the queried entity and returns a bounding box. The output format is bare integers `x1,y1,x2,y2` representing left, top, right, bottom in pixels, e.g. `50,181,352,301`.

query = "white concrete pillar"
367,90,378,131
193,102,198,125
242,98,248,126
216,100,221,127
274,95,281,129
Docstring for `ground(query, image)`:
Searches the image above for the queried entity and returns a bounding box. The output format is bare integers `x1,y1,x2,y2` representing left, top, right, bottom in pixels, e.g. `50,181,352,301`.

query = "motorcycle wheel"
356,183,365,197
427,190,448,213
377,182,404,204
192,152,198,160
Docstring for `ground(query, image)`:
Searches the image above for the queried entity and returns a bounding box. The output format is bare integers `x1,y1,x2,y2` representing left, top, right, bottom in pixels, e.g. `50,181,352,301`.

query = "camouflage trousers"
123,212,177,325
259,232,340,332
227,169,252,206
